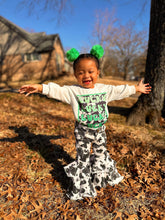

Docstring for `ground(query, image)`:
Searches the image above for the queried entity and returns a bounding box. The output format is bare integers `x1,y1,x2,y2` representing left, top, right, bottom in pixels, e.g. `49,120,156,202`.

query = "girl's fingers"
25,89,37,96
19,85,29,90
25,92,31,97
19,90,26,94
19,88,28,93
140,78,144,84
19,85,37,95
19,85,29,93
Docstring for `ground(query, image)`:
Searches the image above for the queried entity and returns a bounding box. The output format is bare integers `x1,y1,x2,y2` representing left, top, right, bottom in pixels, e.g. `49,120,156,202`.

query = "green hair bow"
66,45,104,62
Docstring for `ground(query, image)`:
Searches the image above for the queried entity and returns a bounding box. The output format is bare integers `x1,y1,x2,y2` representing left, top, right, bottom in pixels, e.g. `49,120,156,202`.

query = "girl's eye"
89,71,93,74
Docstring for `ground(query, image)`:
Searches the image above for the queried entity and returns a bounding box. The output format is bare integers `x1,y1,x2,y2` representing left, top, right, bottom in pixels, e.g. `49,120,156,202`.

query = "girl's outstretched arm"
135,79,152,94
19,84,43,96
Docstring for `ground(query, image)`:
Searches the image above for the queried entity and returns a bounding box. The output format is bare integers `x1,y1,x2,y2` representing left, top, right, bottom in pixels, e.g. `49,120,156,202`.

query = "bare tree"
132,49,147,78
108,22,147,80
92,8,118,77
18,0,72,25
92,9,147,79
92,8,117,47
127,0,165,128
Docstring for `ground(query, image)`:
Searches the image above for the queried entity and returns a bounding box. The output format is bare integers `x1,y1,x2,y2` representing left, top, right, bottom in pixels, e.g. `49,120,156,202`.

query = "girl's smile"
74,58,100,89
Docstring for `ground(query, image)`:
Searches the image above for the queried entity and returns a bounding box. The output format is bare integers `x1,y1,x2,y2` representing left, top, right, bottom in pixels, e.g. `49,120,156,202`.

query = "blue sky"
0,0,151,51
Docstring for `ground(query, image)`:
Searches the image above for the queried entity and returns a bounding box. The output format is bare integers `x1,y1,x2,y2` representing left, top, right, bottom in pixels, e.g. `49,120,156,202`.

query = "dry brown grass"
0,75,164,219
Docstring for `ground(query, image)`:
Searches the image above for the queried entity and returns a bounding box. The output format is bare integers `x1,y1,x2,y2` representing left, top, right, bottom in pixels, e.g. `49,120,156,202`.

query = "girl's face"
74,58,100,89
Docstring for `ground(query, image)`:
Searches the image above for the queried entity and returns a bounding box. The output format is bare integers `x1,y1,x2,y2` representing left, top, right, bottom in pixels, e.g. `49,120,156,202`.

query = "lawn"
0,76,164,219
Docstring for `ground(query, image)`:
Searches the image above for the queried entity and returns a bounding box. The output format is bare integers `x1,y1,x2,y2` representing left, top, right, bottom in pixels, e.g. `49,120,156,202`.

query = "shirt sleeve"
42,82,71,104
106,84,136,102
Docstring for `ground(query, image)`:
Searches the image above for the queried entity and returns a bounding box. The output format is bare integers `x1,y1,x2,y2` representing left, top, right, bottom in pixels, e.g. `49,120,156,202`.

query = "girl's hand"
135,79,152,94
19,84,43,96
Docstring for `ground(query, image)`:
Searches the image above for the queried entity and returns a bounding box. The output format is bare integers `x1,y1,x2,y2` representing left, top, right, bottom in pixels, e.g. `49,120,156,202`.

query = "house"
0,16,72,82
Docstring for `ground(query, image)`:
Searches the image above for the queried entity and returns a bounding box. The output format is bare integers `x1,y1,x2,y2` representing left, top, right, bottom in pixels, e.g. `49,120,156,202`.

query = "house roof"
0,16,65,53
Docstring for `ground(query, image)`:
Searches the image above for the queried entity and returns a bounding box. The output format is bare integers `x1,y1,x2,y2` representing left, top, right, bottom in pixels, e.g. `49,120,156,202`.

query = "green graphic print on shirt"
77,92,108,129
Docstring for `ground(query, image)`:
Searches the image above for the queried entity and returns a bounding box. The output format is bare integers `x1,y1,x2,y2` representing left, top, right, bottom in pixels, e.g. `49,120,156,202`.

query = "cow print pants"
64,122,123,200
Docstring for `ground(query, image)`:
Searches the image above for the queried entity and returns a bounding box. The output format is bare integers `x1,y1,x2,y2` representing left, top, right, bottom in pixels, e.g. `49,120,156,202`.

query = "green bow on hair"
66,45,104,62
90,45,104,59
66,48,79,62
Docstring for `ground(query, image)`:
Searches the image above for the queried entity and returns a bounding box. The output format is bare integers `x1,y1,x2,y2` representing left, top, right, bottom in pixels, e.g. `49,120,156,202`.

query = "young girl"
19,45,151,200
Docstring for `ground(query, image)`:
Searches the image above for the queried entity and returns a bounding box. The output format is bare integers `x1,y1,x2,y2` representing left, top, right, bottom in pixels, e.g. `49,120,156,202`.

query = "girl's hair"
73,54,100,71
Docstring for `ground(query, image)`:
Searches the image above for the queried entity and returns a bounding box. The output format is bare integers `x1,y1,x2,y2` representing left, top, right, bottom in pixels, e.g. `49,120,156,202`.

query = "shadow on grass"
0,126,74,190
108,106,130,116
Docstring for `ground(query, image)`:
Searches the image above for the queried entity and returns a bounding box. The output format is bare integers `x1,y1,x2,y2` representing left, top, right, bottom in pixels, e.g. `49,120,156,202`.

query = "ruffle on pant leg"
92,153,124,188
64,161,97,200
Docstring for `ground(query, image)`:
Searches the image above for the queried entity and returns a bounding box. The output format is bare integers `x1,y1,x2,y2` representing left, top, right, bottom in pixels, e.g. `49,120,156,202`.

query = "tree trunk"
127,0,165,128
162,98,165,118
100,57,105,78
123,58,129,80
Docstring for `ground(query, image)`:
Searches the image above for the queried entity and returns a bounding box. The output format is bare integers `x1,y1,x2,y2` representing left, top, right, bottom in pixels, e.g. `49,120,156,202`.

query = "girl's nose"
84,72,90,77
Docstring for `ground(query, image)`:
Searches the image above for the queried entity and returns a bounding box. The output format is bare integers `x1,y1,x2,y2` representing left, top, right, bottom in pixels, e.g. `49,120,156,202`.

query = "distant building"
0,16,72,82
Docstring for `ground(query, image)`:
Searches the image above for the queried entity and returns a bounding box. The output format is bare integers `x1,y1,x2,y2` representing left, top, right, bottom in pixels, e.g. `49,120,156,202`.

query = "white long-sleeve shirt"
42,83,136,129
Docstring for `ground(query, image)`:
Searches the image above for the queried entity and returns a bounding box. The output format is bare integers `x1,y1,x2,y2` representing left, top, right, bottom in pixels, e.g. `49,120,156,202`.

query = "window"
24,53,41,62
